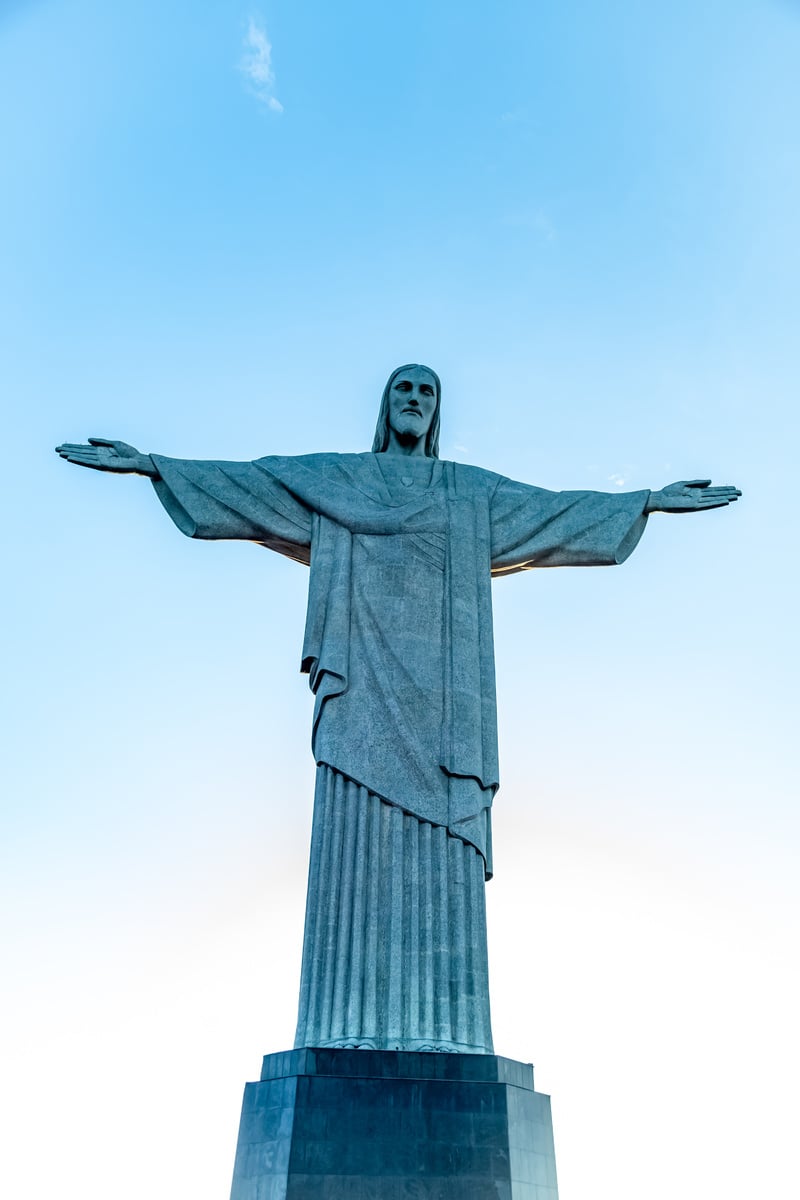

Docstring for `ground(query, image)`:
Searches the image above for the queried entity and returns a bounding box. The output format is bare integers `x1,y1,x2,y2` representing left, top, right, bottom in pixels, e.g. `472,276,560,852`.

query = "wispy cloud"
239,17,283,112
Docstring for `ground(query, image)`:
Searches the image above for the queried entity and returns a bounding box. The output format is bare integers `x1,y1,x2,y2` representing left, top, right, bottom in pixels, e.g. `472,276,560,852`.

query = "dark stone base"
230,1047,559,1199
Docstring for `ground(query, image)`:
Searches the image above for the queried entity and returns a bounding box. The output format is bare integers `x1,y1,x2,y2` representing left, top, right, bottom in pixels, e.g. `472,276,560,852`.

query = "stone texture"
294,768,493,1054
149,449,648,1052
56,371,742,1196
230,1048,559,1199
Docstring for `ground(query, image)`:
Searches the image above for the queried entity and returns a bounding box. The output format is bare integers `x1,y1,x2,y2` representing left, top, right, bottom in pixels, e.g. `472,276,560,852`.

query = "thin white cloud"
239,17,283,112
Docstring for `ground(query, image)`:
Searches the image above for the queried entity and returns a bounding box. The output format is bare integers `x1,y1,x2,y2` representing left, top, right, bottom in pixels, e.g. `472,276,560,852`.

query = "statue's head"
372,364,441,458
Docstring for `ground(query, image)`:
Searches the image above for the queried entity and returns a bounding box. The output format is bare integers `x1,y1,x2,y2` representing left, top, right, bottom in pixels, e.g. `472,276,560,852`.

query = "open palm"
648,479,741,513
55,438,157,477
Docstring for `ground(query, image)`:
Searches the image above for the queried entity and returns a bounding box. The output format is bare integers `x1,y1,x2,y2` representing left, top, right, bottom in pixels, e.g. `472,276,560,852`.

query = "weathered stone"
230,1048,559,1200
55,365,741,1196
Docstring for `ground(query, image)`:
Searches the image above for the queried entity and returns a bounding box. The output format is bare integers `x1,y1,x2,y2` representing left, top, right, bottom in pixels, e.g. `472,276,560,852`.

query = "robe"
151,450,649,1051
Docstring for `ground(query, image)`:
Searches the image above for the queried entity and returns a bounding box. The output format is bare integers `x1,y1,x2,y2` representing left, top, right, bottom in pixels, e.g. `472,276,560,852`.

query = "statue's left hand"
646,479,742,514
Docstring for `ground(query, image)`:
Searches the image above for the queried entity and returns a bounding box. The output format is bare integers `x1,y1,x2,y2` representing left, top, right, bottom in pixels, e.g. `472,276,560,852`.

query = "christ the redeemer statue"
57,364,740,1056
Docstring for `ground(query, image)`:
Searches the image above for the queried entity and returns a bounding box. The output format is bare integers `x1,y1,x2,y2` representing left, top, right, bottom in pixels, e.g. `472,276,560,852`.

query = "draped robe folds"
151,451,650,1052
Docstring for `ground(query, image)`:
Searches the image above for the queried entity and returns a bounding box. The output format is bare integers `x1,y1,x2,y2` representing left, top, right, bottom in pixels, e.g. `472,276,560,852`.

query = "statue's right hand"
55,437,158,477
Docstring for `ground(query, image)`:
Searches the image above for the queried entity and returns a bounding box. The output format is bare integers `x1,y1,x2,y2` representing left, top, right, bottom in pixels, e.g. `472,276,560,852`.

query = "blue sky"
2,2,798,1198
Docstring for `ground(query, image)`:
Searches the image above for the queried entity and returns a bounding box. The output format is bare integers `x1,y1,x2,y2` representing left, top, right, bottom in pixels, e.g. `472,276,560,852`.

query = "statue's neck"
384,430,429,457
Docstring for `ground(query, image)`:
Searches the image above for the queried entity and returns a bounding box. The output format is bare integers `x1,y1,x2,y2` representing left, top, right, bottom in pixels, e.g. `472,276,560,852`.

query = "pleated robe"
151,450,650,1052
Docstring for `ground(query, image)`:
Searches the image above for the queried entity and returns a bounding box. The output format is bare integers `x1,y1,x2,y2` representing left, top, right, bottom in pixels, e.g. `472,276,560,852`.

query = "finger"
88,437,118,447
61,448,107,461
699,487,740,497
56,443,99,453
62,452,102,464
685,479,712,488
60,455,109,470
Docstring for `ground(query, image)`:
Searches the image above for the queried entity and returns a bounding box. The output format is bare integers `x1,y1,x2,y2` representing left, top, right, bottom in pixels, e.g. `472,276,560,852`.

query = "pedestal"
230,1047,559,1199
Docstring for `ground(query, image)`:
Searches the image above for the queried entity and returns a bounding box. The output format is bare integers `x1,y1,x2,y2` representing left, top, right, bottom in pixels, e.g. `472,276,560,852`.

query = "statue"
56,364,740,1057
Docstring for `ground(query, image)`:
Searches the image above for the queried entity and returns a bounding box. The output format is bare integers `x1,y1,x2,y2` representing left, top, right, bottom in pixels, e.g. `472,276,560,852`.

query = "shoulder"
443,460,505,496
251,451,370,474
251,453,385,497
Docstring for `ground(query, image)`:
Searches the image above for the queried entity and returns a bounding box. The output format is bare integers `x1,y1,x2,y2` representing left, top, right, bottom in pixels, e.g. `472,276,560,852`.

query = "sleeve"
489,475,650,574
150,456,313,564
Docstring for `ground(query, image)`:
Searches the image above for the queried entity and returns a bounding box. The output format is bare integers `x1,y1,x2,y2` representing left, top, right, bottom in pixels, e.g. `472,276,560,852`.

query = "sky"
1,1,798,1197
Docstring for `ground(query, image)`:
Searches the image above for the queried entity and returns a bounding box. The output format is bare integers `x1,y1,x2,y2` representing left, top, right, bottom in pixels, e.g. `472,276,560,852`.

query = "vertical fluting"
418,819,434,1039
294,765,493,1053
432,822,449,1043
450,833,467,1045
386,804,404,1041
404,813,420,1040
361,787,380,1036
465,836,478,1047
330,776,357,1039
344,790,368,1036
316,768,345,1039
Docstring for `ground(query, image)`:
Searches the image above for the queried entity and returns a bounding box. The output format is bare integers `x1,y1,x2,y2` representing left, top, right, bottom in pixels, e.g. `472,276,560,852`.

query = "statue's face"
387,366,438,444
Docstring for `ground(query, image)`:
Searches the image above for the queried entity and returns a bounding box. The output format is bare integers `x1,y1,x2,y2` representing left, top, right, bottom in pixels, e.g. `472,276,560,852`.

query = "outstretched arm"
57,443,314,560
645,479,742,514
55,438,159,478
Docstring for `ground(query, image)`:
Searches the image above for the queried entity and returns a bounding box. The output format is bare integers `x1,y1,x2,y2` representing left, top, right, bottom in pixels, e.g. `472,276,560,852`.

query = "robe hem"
314,758,490,871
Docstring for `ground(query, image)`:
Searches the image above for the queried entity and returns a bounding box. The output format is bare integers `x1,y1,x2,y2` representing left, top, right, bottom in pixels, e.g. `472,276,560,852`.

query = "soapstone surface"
56,368,656,1053
55,368,742,1193
149,447,648,1050
230,1048,559,1200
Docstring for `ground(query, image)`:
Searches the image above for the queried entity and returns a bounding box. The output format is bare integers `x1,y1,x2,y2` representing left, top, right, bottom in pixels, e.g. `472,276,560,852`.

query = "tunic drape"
151,450,649,1051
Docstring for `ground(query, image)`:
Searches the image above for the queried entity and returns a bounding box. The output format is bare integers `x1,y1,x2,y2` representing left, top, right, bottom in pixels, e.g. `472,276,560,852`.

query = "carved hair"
371,364,441,458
